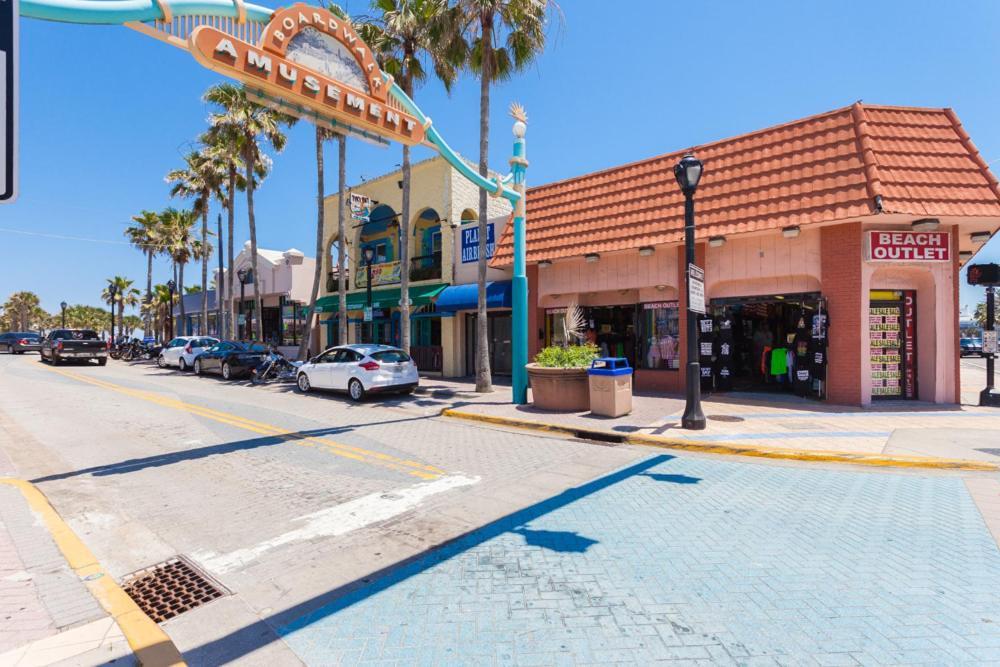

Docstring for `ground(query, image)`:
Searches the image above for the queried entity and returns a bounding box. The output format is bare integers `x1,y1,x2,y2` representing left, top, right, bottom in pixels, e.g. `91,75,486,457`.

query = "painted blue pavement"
279,455,1000,665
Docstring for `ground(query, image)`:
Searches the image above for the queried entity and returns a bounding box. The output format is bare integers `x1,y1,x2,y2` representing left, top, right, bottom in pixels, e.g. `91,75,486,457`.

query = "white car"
158,336,219,371
296,344,419,401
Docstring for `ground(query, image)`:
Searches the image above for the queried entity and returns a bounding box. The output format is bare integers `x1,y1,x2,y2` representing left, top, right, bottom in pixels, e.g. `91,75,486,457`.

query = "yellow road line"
47,366,444,479
0,478,186,667
441,409,1000,472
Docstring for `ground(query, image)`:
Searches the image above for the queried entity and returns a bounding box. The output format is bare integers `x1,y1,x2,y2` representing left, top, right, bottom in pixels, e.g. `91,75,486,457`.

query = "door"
329,349,362,389
869,299,916,399
465,312,513,376
309,348,338,388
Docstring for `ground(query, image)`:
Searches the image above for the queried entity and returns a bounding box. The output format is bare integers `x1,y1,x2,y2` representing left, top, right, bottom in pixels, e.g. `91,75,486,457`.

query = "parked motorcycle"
251,349,302,385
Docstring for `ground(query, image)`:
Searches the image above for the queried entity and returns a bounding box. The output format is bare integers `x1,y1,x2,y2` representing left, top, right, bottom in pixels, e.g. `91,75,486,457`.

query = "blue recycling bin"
588,358,633,417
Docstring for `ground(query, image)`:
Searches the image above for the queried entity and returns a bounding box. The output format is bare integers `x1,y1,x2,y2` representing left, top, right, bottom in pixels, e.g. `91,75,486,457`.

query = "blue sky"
3,0,1000,316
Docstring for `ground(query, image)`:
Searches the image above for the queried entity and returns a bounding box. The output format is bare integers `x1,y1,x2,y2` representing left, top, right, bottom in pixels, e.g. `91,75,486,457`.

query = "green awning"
315,283,448,313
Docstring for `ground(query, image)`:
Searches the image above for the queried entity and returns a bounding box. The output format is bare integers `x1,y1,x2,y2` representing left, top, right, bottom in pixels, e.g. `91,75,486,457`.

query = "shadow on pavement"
30,415,434,483
182,455,672,665
510,527,599,553
641,472,701,484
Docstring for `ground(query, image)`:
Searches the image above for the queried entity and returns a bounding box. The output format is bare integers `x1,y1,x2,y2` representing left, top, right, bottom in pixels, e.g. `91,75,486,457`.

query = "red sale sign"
867,231,950,262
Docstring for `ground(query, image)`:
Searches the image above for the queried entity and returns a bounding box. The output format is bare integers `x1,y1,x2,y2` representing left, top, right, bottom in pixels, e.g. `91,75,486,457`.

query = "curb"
0,478,187,667
440,409,999,472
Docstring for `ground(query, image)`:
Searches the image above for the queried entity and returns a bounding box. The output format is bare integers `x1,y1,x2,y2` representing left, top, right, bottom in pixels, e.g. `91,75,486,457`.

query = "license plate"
393,365,403,374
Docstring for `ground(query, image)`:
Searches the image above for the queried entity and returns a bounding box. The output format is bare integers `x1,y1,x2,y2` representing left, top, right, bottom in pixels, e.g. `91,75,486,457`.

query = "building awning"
315,283,447,313
436,280,512,313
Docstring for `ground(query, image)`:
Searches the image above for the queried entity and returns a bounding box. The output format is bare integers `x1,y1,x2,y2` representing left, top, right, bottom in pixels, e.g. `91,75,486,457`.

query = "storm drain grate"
120,556,226,623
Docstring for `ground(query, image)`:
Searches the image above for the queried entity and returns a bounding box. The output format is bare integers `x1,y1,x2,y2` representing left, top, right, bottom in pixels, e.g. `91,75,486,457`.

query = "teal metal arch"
19,0,531,404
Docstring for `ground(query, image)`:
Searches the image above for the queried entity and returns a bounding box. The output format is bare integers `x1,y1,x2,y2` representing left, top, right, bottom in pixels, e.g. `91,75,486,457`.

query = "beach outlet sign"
189,4,425,145
866,230,951,262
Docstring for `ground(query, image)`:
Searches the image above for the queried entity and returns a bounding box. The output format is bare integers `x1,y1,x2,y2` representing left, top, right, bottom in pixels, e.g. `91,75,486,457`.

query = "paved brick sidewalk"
278,454,1000,666
0,484,132,665
401,372,1000,462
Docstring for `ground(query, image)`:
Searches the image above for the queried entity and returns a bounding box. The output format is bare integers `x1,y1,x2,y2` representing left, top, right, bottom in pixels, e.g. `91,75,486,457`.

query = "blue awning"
435,280,512,313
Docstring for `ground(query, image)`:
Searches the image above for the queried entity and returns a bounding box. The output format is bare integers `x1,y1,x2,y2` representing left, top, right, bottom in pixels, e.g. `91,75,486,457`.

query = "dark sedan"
192,341,268,380
0,332,42,354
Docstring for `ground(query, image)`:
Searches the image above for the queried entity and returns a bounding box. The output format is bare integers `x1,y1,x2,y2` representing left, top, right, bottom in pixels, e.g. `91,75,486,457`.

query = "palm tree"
201,128,253,340
161,208,198,336
124,210,162,336
102,276,139,339
359,0,461,354
167,150,224,338
4,291,42,331
204,84,296,342
149,284,174,342
453,0,553,392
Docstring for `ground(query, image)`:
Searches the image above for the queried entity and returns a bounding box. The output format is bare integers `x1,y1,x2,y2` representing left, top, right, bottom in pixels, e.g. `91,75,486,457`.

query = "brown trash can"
588,358,633,417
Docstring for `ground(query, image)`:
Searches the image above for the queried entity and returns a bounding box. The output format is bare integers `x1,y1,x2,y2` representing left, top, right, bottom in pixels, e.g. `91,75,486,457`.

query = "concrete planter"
526,364,590,411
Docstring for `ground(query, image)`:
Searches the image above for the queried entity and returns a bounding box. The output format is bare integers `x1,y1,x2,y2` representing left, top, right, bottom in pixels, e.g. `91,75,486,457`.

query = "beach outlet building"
315,155,512,376
491,103,1000,406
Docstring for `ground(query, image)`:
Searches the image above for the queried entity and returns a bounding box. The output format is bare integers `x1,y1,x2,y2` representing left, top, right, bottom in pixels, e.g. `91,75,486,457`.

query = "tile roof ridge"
849,101,885,214
942,107,1000,204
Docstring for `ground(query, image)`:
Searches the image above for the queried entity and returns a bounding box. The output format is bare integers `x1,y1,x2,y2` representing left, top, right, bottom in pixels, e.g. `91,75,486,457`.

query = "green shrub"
533,343,599,368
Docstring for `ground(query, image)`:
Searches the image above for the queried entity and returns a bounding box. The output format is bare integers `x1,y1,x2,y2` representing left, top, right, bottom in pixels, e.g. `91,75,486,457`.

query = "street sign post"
688,263,706,315
1,0,16,202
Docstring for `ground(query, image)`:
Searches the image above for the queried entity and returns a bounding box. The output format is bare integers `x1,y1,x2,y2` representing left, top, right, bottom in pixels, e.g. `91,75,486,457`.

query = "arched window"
359,204,397,263
411,209,442,281
460,209,477,222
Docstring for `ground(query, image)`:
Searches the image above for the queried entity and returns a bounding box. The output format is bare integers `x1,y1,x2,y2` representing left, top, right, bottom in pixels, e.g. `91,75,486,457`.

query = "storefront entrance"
706,293,828,399
869,290,917,400
465,312,513,376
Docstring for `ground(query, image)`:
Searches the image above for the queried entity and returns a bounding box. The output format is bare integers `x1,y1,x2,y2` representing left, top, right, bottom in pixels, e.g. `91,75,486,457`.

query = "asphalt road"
0,353,641,664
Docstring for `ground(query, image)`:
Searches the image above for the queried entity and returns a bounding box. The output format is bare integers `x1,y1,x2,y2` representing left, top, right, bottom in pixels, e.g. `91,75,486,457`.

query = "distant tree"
974,295,999,329
124,210,163,336
3,291,43,331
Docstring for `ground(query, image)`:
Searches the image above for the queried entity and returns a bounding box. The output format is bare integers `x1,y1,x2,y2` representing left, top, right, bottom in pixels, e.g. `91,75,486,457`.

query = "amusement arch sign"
16,0,531,404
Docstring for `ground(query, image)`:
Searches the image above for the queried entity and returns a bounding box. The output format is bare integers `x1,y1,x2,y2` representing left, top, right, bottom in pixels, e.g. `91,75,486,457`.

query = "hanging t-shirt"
793,321,812,396
770,347,788,375
714,317,734,391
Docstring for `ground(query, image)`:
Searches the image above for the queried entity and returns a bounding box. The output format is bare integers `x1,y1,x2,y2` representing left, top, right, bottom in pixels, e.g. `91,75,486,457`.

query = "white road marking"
192,474,480,574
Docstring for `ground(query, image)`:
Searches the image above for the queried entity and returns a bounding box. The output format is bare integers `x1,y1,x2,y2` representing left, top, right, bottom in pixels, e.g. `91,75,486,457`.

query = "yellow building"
315,155,511,376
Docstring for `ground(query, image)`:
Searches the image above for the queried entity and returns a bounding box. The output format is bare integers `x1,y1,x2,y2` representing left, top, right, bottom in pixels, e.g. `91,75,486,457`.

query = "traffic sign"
1,0,16,202
688,263,706,315
984,330,997,355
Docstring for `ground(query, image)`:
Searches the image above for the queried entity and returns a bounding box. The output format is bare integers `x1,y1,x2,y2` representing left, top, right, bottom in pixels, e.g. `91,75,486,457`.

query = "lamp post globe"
60,301,67,328
676,152,706,430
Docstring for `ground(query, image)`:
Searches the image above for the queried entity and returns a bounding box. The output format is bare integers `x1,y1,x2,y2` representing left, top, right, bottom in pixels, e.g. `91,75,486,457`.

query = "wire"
0,227,205,251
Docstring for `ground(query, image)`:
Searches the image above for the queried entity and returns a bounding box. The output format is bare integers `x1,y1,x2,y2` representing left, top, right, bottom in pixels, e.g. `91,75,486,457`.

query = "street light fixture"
236,268,249,340
60,301,67,328
166,279,176,340
363,246,376,344
674,153,706,431
107,283,119,343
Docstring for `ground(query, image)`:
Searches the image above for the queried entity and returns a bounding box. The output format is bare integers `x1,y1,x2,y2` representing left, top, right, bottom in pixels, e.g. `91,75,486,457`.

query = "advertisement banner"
461,223,495,263
350,193,372,222
355,260,400,288
903,291,917,399
867,231,950,262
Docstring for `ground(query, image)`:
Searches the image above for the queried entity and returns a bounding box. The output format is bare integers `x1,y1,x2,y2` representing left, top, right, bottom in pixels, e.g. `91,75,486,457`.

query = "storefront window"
545,309,567,347
281,301,305,346
638,301,680,370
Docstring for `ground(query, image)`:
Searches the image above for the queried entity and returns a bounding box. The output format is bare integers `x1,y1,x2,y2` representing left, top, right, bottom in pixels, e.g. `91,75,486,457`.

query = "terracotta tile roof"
492,103,1000,266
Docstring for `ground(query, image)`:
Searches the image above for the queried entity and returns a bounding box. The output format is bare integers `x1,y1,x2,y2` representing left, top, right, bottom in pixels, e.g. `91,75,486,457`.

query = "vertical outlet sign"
1,0,16,202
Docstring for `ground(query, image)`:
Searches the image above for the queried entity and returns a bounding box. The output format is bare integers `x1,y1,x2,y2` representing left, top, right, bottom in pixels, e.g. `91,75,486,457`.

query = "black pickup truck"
41,329,109,366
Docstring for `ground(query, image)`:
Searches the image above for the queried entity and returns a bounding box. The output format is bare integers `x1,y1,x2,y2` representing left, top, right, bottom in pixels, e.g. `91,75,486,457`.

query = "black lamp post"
236,268,249,340
166,279,176,339
60,301,67,328
674,153,706,430
107,284,118,343
363,246,375,344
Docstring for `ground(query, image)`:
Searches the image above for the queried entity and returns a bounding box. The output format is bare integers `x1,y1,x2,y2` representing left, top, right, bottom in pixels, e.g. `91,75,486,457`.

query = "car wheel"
297,372,311,393
157,354,167,368
222,362,232,380
194,359,202,375
178,358,187,372
98,358,107,366
51,354,60,366
348,378,365,402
